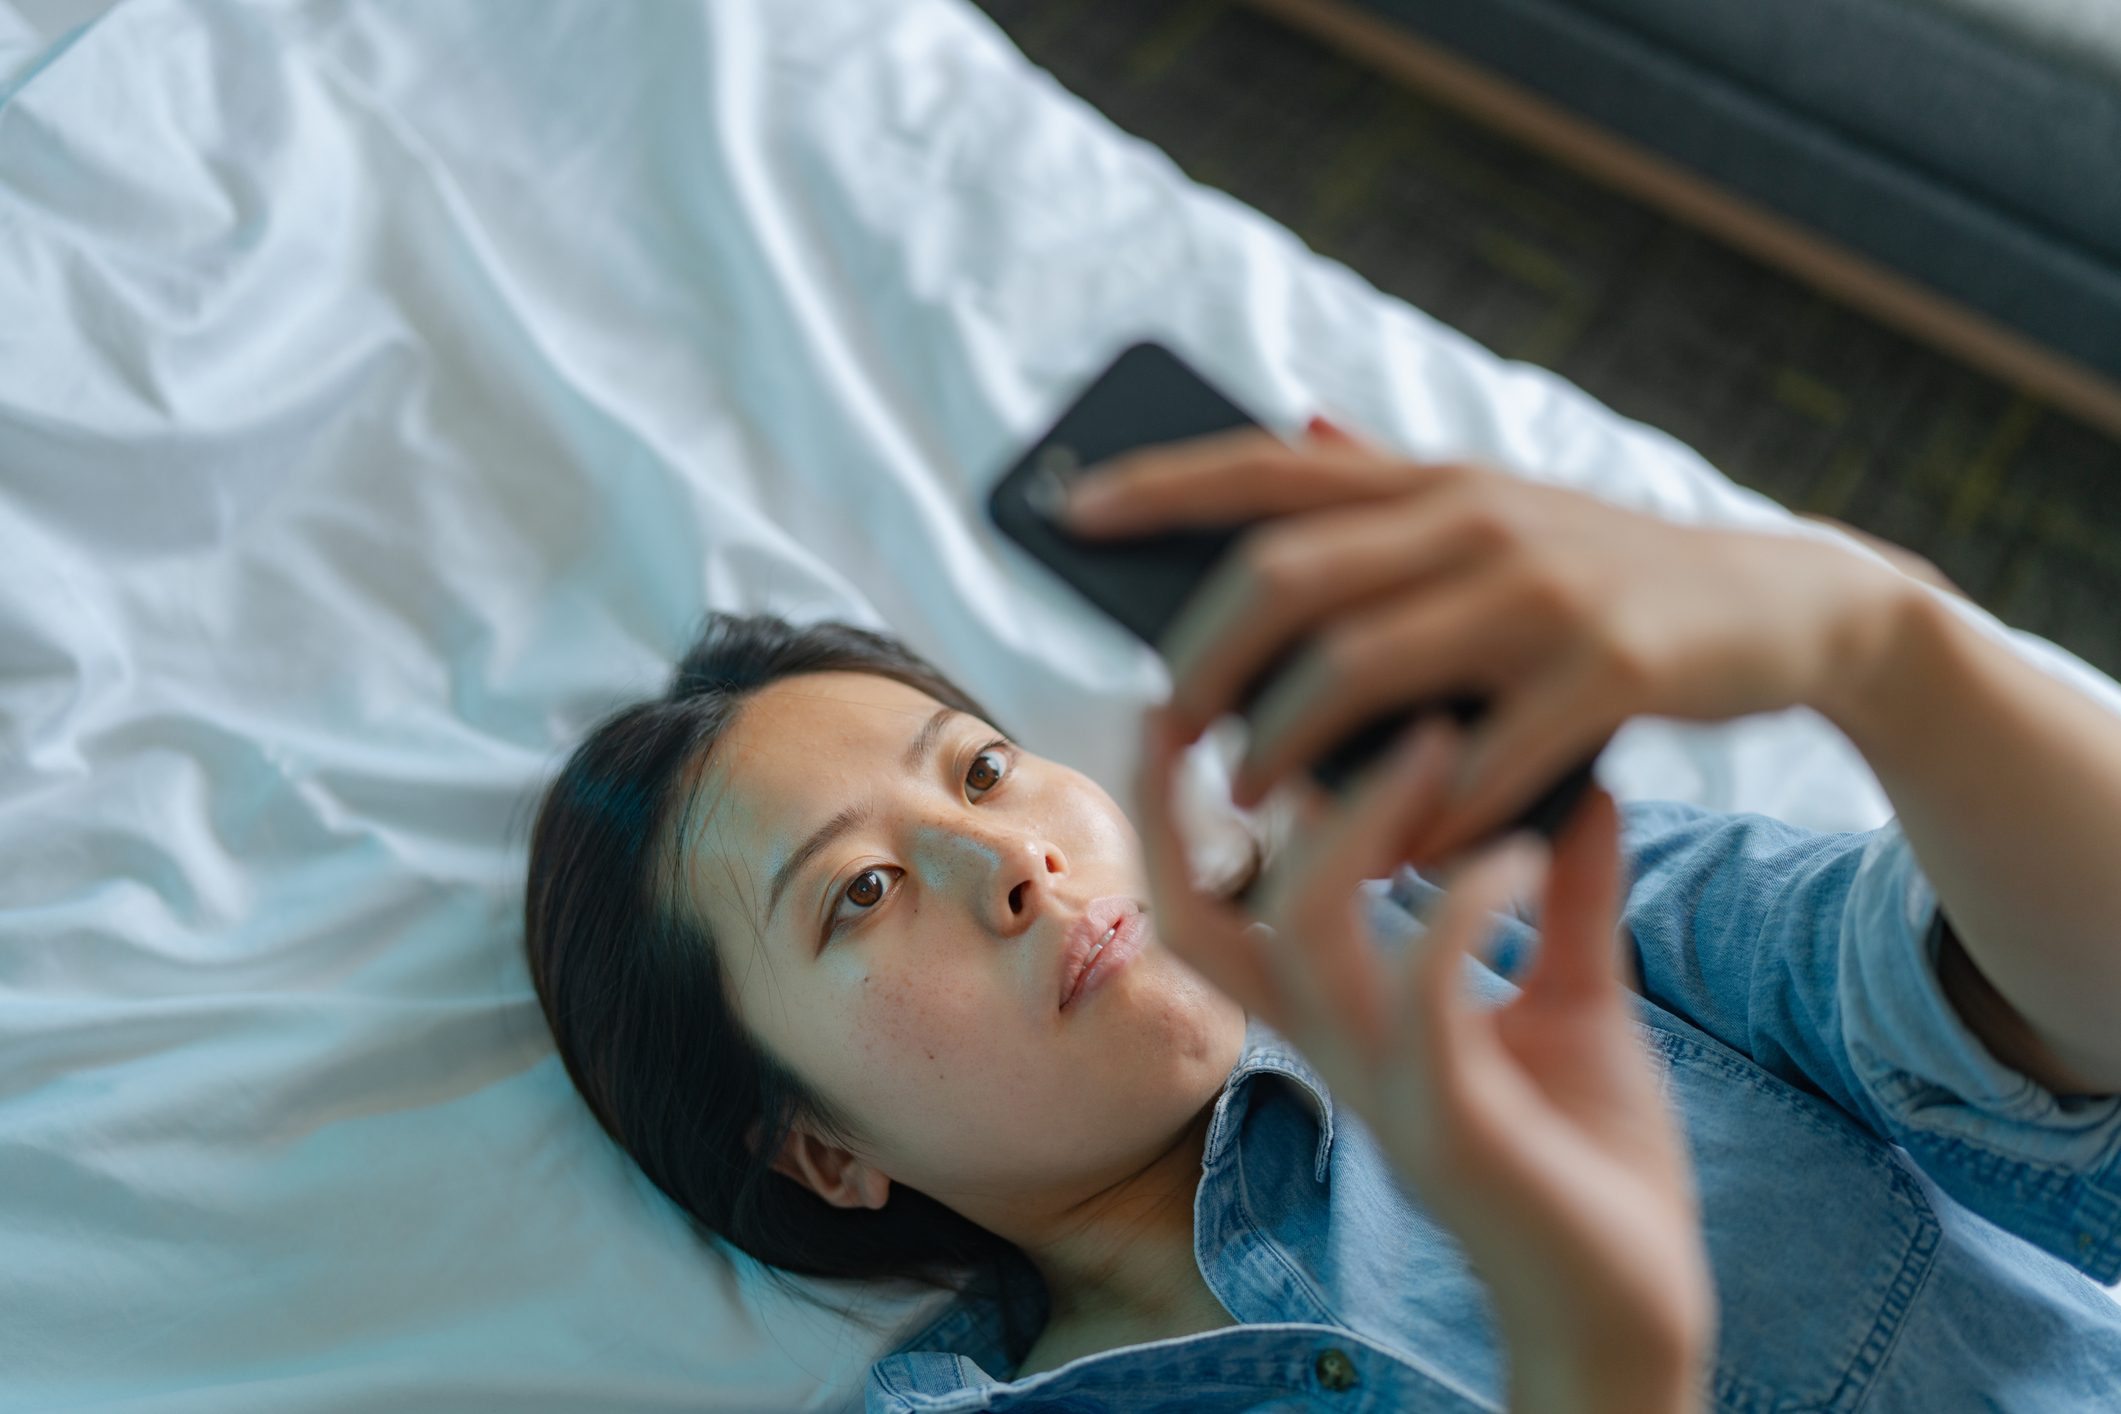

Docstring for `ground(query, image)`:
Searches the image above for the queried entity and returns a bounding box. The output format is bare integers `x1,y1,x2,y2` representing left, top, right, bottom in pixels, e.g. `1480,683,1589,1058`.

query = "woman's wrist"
1802,550,1936,741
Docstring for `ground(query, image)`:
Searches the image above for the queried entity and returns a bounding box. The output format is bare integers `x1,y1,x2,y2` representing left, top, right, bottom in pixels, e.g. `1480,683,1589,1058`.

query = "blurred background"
974,0,2121,681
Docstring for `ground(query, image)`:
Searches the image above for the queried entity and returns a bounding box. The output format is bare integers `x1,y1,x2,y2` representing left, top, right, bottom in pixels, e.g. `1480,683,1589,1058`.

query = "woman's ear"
748,1118,892,1210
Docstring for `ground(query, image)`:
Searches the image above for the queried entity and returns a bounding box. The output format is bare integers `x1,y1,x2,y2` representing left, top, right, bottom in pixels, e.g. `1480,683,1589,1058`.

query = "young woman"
523,423,2121,1411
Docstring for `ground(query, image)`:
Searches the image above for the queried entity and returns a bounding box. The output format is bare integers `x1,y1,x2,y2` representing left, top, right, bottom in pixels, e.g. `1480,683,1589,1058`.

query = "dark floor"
972,0,2121,681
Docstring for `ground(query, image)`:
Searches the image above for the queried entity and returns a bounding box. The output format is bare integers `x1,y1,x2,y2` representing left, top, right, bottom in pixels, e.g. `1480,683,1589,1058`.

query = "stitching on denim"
1238,1059,1336,1178
1224,1126,1344,1330
1639,1020,1944,1412
872,1356,905,1398
1895,1126,2121,1282
1832,1198,1942,1414
1645,1021,1910,1160
1856,1040,2121,1231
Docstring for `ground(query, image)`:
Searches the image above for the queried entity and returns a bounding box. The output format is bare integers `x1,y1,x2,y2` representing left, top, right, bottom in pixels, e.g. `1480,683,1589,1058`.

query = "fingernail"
1064,480,1120,528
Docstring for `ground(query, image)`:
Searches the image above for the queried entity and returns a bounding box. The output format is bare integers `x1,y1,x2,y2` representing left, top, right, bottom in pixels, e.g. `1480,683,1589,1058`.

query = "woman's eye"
841,868,889,915
823,738,1016,943
965,745,1007,793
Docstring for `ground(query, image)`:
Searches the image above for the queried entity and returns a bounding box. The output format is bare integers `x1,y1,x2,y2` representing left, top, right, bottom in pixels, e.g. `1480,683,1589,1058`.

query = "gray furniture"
1336,0,2121,381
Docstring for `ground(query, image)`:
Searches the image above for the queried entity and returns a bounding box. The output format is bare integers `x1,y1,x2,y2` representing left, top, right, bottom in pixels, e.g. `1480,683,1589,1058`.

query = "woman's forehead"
705,672,949,810
680,673,954,931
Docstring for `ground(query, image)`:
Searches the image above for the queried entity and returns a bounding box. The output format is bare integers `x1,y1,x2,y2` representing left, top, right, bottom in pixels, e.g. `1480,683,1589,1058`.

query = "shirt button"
1314,1347,1359,1392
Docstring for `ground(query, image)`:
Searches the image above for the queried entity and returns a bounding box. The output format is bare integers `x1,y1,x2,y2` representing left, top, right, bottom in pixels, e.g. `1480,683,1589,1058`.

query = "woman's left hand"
1129,702,1715,1413
1065,416,1908,865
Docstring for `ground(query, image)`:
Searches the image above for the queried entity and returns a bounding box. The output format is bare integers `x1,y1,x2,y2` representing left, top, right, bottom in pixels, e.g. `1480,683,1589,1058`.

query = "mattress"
2,0,2116,1410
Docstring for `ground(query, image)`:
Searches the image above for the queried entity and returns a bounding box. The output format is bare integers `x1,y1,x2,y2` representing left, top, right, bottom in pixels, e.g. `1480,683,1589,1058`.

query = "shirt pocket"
1643,1017,1943,1414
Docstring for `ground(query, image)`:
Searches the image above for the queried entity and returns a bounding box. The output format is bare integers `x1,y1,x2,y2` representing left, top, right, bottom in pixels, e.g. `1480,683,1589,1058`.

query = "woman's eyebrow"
760,705,966,933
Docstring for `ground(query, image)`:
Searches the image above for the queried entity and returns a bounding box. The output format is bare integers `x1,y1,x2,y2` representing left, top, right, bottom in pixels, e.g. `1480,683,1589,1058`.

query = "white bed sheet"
3,0,2118,1409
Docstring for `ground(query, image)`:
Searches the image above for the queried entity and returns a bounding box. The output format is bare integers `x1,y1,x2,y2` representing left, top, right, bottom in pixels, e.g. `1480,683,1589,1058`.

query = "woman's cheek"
851,964,976,1073
853,971,1052,1103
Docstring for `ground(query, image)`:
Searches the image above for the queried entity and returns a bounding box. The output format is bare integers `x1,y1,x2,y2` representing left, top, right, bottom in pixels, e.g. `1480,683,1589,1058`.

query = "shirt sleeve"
1616,797,2121,1284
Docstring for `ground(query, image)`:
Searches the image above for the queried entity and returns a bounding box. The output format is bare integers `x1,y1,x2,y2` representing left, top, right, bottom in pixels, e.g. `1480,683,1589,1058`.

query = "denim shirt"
865,799,2121,1411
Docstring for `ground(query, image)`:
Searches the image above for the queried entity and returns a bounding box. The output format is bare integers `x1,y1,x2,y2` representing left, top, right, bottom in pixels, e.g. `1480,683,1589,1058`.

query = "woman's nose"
921,828,1061,930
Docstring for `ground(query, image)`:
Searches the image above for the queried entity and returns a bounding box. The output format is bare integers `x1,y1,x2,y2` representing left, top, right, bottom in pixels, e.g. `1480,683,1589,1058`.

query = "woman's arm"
1061,418,2121,1095
1815,583,2121,1095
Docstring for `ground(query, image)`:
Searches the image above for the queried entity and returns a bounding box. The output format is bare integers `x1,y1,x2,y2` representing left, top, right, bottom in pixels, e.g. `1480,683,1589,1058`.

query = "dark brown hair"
521,609,1264,1330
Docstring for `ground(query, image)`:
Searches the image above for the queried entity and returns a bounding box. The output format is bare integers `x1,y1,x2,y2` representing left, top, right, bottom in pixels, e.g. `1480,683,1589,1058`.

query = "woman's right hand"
1133,704,1715,1414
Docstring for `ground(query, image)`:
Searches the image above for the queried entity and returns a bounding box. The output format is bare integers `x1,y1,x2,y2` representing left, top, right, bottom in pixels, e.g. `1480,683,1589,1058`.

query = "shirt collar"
875,1013,1340,1386
1205,1011,1338,1182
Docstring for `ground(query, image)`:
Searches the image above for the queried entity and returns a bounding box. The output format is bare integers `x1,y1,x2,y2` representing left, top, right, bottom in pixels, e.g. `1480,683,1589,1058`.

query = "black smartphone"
986,339,1605,849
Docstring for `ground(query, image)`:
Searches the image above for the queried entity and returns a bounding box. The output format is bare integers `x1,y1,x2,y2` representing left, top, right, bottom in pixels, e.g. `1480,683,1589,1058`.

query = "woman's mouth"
1062,909,1145,1010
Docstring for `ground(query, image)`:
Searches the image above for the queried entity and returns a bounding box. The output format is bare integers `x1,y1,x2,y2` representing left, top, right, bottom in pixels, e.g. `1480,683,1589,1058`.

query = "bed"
3,0,2116,1410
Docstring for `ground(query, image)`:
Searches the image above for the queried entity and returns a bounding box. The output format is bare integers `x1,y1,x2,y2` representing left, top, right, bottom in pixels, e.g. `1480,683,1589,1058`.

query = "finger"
1244,773,1372,1048
1229,571,1541,808
1322,714,1467,892
1397,833,1546,1080
1511,786,1627,1004
1063,428,1453,536
1162,495,1484,741
1404,646,1626,866
1130,706,1195,918
1254,715,1463,1067
1132,704,1285,1024
1288,779,1334,834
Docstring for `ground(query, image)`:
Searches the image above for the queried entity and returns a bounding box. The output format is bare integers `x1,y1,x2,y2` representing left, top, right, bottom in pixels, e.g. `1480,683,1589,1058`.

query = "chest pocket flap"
1646,1015,1941,1413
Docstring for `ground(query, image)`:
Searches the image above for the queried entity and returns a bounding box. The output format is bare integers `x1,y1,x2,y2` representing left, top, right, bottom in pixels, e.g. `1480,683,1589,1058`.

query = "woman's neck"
1026,1101,1225,1340
1015,1285,1234,1379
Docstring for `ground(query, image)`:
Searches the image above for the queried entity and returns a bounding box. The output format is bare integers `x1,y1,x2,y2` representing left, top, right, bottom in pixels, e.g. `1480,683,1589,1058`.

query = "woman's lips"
1058,895,1133,1008
1062,909,1145,1010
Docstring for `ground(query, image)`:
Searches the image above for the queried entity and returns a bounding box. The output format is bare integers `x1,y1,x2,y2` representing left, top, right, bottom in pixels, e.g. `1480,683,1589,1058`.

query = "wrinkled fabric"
11,0,2121,1407
868,799,2121,1411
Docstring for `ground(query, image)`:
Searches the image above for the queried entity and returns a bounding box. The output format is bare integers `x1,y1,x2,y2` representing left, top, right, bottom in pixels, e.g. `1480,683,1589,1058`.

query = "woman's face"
680,670,1246,1211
